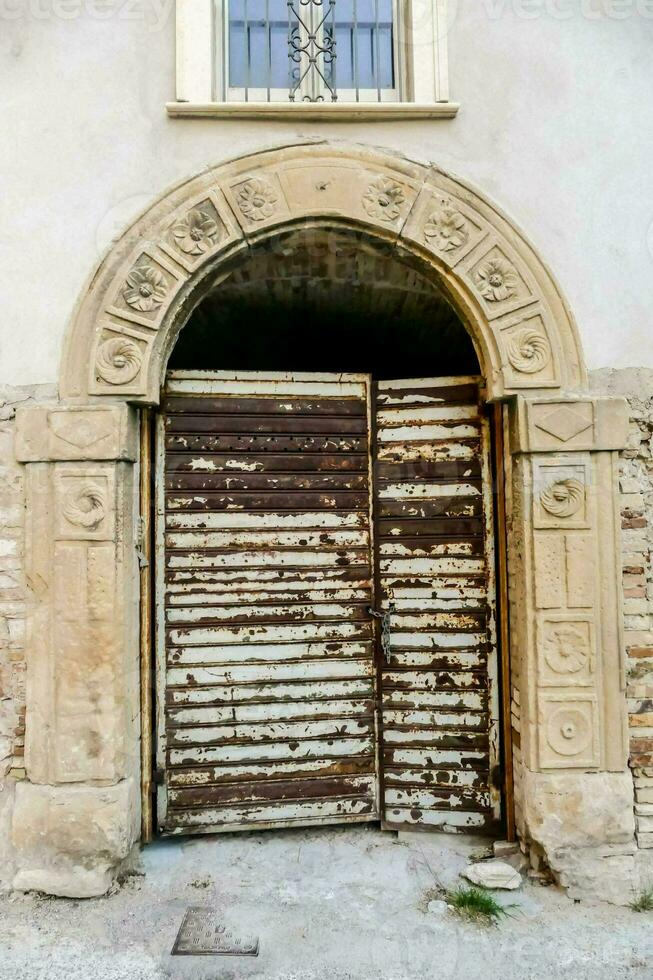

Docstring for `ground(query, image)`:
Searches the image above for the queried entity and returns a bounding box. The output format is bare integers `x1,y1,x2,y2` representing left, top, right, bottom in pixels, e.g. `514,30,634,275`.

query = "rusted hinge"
153,769,166,786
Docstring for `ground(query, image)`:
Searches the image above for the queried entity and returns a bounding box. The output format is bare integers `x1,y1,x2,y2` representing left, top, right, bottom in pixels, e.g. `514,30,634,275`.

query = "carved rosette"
236,178,278,222
543,623,590,675
122,263,168,313
540,478,584,519
171,207,221,256
63,482,107,531
423,200,469,253
475,258,518,303
362,176,405,222
96,337,142,386
507,328,551,375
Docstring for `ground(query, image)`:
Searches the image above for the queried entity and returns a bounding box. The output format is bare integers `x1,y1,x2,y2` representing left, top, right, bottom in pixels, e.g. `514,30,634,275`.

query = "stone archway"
12,142,636,901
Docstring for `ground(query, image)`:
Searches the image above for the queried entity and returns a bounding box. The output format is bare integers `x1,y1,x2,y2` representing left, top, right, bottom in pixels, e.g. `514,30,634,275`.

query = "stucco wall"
1,2,653,386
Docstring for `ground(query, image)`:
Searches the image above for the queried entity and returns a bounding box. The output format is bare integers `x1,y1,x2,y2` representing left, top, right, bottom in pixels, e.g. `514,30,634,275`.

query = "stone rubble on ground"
462,861,522,891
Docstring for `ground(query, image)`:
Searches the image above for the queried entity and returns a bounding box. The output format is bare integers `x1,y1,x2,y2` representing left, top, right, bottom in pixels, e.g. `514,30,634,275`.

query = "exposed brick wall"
619,389,653,848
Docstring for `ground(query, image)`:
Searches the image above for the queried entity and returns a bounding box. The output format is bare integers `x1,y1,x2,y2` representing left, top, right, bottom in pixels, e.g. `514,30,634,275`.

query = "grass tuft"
446,885,516,924
630,887,653,913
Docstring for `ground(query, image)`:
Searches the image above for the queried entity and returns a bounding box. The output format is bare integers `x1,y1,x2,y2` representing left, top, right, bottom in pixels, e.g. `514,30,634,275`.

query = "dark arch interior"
169,227,479,379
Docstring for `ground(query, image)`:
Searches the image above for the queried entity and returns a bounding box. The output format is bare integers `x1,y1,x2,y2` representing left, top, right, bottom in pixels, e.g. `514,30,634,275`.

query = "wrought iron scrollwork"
288,0,337,103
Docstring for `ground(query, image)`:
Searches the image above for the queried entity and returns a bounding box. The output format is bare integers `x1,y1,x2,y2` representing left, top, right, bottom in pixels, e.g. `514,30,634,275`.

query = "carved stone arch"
60,142,587,403
14,141,637,903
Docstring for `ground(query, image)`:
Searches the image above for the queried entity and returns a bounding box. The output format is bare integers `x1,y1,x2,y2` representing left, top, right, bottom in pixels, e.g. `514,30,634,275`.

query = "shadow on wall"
168,228,479,378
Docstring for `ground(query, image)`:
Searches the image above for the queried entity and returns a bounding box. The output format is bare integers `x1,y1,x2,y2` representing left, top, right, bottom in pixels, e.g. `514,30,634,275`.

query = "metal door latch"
367,604,396,663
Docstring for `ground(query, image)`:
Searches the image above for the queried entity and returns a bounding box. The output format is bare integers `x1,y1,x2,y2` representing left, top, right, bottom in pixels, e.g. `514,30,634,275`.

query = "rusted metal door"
156,372,378,835
155,371,501,837
373,377,501,833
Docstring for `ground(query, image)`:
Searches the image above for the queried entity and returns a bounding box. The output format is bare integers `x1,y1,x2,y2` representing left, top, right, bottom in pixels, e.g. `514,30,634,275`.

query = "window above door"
168,0,458,120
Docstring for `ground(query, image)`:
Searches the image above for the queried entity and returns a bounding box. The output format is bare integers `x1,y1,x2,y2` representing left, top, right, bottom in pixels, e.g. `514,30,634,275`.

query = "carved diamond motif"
534,406,593,443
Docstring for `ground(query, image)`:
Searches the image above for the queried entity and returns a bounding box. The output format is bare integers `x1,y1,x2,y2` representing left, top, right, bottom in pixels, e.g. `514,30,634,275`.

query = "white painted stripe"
379,542,477,558
166,530,370,549
385,789,490,809
383,711,484,730
169,640,372,665
171,718,373,745
384,808,487,828
167,602,367,624
169,737,374,766
167,659,375,685
167,549,368,569
168,679,374,705
378,482,481,499
165,377,367,397
169,621,372,646
381,558,485,574
168,588,370,605
168,698,372,725
377,443,478,461
378,405,479,425
166,511,368,529
378,423,479,442
169,798,373,825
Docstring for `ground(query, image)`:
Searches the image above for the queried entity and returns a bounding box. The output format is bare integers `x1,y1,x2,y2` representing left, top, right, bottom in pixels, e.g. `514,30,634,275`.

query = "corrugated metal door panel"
374,377,502,834
156,372,379,835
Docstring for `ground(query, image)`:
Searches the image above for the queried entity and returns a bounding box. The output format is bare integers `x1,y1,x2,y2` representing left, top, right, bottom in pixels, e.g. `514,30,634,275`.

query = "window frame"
171,0,457,119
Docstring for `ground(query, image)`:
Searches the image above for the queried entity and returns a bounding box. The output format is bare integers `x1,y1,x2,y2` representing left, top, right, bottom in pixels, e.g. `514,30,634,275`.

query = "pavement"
0,824,652,980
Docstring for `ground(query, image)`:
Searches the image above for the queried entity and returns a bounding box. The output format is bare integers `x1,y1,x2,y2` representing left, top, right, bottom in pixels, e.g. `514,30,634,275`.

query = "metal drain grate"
172,907,259,956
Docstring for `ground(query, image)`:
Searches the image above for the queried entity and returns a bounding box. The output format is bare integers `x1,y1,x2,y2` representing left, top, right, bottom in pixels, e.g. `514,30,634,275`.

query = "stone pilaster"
11,404,140,896
508,395,636,903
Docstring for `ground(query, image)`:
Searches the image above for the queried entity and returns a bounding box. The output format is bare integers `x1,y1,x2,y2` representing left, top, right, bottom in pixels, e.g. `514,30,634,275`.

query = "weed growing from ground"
630,887,653,913
446,885,516,924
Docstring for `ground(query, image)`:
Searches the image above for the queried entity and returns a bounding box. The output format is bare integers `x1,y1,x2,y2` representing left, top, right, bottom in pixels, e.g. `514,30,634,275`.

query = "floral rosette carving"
171,207,221,256
475,258,518,303
540,478,584,519
362,176,405,222
63,483,107,531
96,337,142,386
123,263,168,313
507,328,551,374
424,201,469,253
236,178,278,222
544,624,590,674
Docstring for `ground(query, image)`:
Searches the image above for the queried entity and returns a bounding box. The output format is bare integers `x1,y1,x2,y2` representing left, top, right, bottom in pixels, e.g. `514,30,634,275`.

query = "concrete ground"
1,825,652,980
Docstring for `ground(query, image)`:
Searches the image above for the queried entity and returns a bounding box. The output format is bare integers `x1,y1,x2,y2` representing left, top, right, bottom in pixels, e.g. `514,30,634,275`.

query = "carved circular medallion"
96,337,142,386
540,478,584,519
544,624,589,674
63,483,107,530
506,328,551,374
546,705,592,757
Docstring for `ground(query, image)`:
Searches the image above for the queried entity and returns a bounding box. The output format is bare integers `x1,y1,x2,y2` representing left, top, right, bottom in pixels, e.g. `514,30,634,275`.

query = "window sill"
165,101,460,121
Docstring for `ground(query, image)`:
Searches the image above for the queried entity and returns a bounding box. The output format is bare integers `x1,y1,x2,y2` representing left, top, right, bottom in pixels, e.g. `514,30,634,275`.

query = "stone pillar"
509,395,636,904
12,404,140,897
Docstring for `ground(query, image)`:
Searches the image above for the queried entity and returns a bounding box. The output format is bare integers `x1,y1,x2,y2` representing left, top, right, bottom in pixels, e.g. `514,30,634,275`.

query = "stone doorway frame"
12,142,635,899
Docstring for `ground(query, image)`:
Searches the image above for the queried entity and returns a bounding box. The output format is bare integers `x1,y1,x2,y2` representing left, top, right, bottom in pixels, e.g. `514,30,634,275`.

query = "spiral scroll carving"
96,337,142,386
540,479,585,519
63,483,107,530
506,328,551,374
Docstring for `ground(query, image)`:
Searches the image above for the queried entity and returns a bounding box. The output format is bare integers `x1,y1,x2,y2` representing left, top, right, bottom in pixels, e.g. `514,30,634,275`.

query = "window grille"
227,0,398,103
